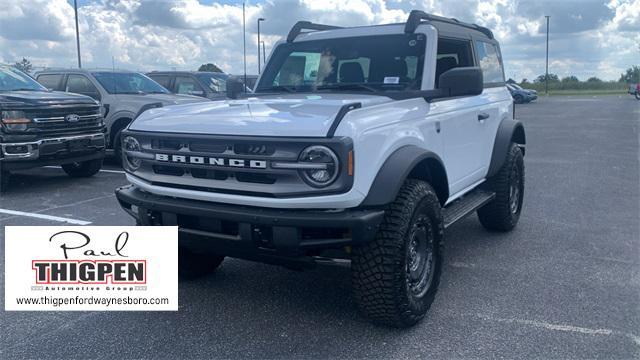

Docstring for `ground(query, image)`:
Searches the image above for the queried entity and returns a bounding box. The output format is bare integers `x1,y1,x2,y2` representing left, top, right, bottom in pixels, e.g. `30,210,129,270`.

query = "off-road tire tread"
352,179,443,327
477,143,524,231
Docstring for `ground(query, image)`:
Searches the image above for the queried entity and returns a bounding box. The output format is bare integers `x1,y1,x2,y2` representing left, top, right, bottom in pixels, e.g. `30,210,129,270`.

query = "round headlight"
298,145,339,187
123,136,142,171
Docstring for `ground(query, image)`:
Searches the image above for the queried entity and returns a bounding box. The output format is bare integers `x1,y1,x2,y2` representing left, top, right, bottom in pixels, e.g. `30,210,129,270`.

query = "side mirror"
226,78,245,99
438,67,483,97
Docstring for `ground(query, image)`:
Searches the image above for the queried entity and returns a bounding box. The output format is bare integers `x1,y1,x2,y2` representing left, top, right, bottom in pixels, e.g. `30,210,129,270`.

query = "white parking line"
42,165,125,174
474,313,640,347
0,208,91,225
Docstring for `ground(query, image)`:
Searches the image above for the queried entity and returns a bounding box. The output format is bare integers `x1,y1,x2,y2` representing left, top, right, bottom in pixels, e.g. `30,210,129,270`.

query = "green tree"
13,58,32,74
587,77,602,83
561,75,579,83
198,63,223,72
619,65,640,83
535,73,559,83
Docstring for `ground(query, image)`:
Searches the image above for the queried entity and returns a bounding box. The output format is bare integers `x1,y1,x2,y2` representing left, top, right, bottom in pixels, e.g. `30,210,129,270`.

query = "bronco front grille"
126,132,354,198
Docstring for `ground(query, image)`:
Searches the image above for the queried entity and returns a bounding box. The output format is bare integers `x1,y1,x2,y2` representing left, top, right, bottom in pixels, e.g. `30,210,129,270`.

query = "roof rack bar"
287,21,343,43
404,10,494,39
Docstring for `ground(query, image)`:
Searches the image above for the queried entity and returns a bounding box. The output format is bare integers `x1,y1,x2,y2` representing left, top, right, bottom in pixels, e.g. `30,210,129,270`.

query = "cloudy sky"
0,0,638,81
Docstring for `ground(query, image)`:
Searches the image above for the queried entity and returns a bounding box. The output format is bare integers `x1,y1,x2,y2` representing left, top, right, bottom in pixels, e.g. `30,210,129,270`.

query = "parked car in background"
34,69,208,162
507,83,537,104
147,71,230,100
1,66,105,192
629,83,640,100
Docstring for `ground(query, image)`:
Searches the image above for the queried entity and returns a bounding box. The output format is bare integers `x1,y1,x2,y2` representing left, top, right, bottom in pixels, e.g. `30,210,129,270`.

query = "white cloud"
0,0,637,81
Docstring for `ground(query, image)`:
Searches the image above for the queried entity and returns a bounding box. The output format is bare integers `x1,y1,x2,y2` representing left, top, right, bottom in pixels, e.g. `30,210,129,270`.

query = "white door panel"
429,96,486,195
475,87,514,173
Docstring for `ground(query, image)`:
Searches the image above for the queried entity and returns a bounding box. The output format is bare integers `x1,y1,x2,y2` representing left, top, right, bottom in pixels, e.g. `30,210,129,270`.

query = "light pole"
261,41,266,67
74,0,82,68
545,15,550,95
243,2,247,92
257,18,265,73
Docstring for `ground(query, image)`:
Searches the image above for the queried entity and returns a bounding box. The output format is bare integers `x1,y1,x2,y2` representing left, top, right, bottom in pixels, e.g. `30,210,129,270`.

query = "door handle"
478,113,490,121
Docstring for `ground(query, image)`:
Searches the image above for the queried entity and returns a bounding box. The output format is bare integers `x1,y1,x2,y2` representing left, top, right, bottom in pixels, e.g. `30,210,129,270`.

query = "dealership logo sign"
31,230,146,284
5,226,178,311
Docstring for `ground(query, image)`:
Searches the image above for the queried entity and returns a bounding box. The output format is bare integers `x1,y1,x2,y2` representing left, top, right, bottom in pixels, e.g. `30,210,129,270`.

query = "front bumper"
115,185,385,260
1,133,105,170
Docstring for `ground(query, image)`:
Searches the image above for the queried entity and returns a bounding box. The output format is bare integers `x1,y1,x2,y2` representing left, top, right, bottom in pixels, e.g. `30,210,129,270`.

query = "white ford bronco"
115,10,525,327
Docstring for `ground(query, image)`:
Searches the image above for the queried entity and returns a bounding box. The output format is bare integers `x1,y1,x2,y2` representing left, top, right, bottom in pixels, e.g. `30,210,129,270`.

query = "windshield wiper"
6,88,44,92
116,91,147,95
260,85,296,93
317,83,378,93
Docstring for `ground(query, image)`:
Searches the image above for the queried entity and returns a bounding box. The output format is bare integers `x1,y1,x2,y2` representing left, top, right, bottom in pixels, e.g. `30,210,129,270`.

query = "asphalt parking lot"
1,95,638,359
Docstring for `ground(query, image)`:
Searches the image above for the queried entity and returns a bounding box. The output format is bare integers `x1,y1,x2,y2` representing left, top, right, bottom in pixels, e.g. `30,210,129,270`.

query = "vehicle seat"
369,58,411,85
339,62,365,83
391,58,410,83
435,57,458,87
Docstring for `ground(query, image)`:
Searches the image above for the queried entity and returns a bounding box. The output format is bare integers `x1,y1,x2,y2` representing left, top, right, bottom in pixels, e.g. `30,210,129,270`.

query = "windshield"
195,73,228,92
91,72,169,95
511,84,523,90
0,67,47,92
256,34,426,94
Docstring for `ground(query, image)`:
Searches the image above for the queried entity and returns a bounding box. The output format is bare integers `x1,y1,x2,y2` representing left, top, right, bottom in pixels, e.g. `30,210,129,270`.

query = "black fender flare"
361,145,449,207
487,118,526,178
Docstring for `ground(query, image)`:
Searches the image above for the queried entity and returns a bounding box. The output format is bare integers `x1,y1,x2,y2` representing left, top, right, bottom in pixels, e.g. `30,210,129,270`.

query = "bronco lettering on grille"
155,153,267,169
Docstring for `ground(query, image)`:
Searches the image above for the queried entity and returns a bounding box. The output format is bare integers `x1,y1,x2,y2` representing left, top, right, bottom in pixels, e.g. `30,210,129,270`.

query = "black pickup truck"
0,66,106,192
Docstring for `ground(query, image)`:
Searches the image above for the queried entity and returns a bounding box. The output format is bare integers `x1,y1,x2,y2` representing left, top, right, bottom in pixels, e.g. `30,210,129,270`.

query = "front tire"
61,159,103,178
179,247,225,280
477,143,524,231
351,179,444,328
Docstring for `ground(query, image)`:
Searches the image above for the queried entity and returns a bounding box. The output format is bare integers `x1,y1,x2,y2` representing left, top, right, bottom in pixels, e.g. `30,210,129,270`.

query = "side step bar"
442,189,495,228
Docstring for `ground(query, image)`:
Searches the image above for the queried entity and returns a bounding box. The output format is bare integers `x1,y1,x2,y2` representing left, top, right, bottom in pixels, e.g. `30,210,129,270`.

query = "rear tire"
351,179,444,328
477,143,524,231
62,159,103,178
179,247,225,280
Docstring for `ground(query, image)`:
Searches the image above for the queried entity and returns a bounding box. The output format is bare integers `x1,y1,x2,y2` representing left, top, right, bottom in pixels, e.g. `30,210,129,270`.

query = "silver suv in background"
147,71,230,100
34,69,209,161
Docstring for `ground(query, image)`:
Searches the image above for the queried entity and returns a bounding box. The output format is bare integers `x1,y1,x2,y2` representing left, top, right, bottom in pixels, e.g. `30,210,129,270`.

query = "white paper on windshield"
384,77,399,84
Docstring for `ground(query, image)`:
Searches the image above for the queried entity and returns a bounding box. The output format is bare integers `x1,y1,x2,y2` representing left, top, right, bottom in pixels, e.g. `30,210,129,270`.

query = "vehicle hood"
114,93,207,106
0,90,97,108
129,94,392,137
